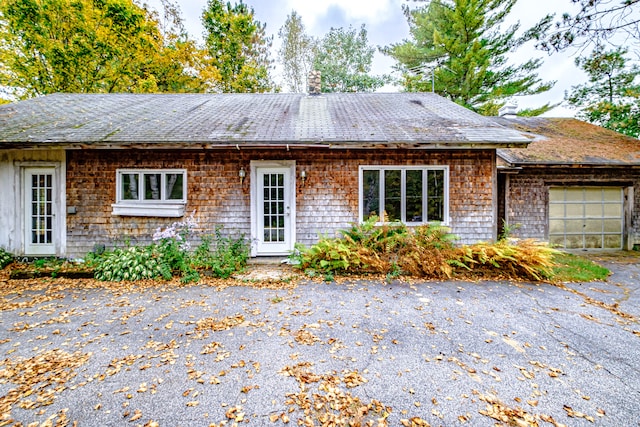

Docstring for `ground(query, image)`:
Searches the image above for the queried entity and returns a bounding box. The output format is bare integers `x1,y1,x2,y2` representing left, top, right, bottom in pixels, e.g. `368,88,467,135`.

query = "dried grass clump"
453,239,560,281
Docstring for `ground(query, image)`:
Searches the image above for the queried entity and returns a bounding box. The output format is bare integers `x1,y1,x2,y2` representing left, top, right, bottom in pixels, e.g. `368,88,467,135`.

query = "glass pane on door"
30,173,54,244
263,173,285,242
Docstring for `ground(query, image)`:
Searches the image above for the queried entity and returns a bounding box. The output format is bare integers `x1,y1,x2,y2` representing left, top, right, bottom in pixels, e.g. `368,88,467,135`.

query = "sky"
151,0,588,116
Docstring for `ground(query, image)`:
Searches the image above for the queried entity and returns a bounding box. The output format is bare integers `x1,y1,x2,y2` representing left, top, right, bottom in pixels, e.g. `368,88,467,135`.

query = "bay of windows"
360,166,447,224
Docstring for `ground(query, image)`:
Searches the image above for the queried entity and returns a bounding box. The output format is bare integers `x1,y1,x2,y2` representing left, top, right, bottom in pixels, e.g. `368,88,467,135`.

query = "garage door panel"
565,204,584,217
548,188,563,202
604,219,622,233
549,204,564,217
585,189,604,202
604,204,622,216
586,204,604,216
565,188,584,201
548,186,623,250
584,219,603,233
565,220,584,233
604,235,622,249
584,235,603,248
603,188,622,201
565,235,583,248
549,219,564,234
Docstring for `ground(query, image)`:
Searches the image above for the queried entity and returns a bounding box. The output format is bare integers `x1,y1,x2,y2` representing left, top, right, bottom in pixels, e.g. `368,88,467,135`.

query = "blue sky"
152,0,587,116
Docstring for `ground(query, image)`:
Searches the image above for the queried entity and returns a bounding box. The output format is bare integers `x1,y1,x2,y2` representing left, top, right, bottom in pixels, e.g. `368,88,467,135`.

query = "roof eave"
0,140,531,150
499,161,640,168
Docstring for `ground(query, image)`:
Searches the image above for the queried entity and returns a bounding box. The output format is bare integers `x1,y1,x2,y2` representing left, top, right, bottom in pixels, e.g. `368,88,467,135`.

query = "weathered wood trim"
625,186,635,250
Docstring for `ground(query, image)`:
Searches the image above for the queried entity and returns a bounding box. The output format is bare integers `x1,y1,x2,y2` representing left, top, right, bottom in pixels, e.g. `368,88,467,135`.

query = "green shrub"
298,237,364,274
0,247,13,269
92,221,249,283
93,246,171,282
192,227,249,279
155,234,198,283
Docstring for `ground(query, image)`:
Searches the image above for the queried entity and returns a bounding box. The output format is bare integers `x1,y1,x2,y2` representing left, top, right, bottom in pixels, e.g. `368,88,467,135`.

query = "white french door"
24,168,57,255
251,162,296,256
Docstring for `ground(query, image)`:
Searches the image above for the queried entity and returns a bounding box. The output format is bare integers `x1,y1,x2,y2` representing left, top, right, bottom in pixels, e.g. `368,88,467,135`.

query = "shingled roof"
495,117,640,166
0,92,529,149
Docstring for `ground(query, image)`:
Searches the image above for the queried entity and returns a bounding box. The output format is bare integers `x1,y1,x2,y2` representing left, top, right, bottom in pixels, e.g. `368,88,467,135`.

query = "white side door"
24,168,57,255
251,162,296,256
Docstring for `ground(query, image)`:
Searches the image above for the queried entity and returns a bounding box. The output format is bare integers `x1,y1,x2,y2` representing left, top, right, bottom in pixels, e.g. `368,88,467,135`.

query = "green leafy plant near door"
0,247,13,269
90,212,249,283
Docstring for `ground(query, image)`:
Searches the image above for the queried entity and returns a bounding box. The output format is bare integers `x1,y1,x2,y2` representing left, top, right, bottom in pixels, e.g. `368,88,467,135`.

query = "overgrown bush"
295,217,560,281
193,226,249,279
91,213,249,283
294,217,459,278
0,247,13,269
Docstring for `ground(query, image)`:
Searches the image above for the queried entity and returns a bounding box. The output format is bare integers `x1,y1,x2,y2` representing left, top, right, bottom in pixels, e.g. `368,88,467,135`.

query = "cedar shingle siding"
66,149,496,257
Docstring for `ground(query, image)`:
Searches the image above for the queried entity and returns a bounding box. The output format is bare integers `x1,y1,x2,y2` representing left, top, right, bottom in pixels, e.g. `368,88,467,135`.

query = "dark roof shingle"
0,92,528,148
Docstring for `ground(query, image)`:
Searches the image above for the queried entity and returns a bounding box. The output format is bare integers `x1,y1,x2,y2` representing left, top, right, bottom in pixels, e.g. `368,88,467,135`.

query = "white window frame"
112,168,187,217
358,165,449,225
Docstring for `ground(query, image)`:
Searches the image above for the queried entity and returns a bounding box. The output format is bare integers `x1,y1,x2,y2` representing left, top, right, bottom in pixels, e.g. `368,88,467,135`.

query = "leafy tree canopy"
567,46,640,137
384,0,555,114
0,0,207,98
313,24,390,93
201,0,276,93
278,11,316,93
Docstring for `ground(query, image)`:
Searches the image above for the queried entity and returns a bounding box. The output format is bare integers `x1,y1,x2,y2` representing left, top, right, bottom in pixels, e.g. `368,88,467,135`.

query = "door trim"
21,165,65,256
250,160,296,257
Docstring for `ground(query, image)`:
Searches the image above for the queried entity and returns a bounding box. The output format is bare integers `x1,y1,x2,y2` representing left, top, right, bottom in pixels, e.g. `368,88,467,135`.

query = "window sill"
111,203,185,217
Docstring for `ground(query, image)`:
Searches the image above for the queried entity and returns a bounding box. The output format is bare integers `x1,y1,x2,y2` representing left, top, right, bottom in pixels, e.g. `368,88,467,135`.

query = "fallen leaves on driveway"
279,362,390,427
0,349,90,422
477,392,568,427
0,269,636,426
195,314,245,333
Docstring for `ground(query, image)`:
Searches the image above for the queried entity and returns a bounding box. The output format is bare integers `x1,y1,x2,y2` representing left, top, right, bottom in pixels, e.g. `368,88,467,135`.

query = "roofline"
498,161,640,169
0,141,531,150
497,152,640,168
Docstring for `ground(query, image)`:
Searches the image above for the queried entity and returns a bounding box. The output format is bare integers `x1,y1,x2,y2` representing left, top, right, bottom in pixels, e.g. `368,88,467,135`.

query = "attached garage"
548,187,624,249
495,116,640,251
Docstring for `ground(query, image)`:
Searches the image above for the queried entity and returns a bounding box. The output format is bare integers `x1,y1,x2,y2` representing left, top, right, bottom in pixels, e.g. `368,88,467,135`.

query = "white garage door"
549,187,623,249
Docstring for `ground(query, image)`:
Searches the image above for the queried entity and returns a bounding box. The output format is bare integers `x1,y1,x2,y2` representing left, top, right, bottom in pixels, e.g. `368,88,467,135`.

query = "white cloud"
284,0,397,28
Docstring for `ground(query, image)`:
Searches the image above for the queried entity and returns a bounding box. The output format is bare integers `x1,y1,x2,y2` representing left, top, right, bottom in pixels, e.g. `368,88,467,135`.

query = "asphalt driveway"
1,255,639,426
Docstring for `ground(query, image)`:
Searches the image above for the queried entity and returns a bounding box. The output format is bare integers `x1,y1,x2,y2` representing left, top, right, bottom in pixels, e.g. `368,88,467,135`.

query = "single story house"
496,114,640,250
1,92,638,259
0,91,530,258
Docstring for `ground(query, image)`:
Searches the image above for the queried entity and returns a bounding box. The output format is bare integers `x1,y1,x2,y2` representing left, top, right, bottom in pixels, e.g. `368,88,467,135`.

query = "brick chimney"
498,102,518,118
308,70,321,96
